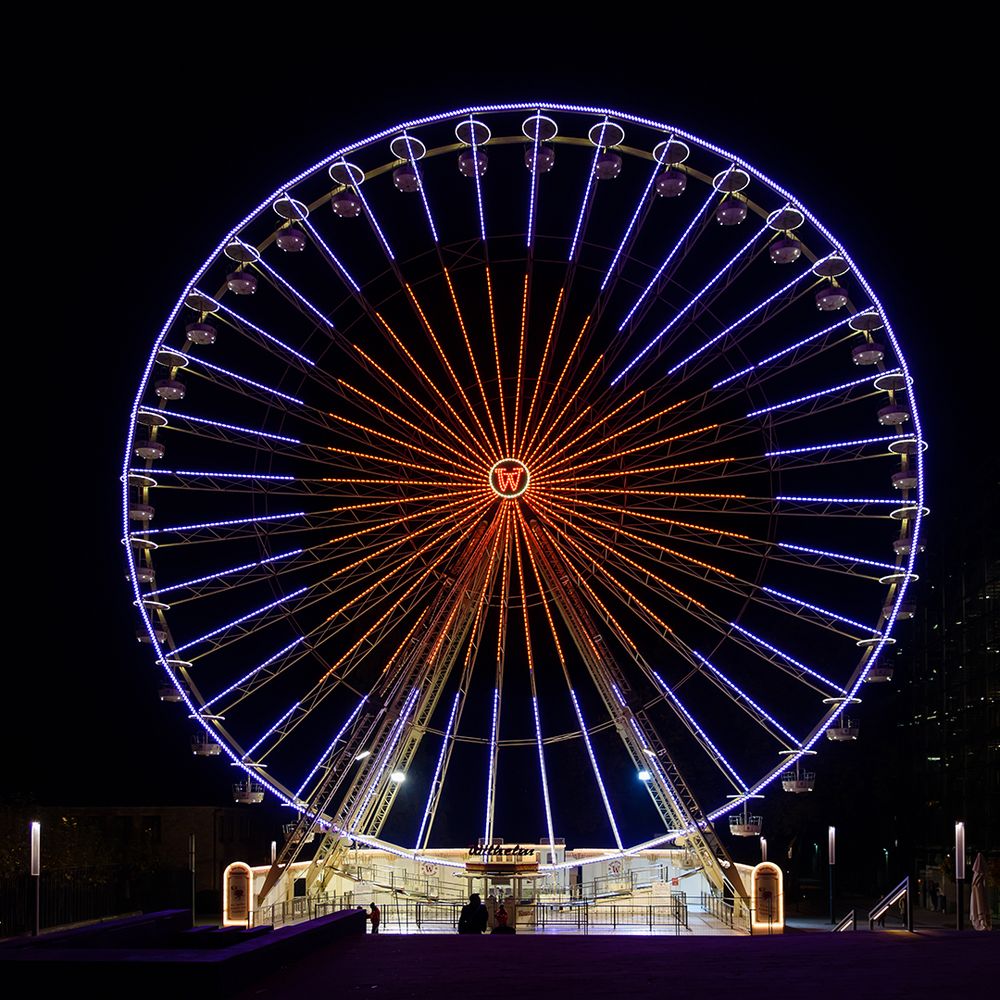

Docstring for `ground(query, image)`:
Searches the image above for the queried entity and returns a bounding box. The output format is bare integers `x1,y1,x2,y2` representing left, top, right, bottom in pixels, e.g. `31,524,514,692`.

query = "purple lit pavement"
236,930,997,999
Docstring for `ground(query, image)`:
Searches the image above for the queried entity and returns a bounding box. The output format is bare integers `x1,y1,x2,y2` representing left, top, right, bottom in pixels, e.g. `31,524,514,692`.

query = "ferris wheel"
123,103,925,887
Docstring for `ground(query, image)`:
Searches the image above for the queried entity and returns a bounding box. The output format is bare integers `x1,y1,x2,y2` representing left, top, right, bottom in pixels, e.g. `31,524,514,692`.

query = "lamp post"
828,826,836,924
189,834,196,924
30,821,40,936
760,836,767,863
955,821,965,931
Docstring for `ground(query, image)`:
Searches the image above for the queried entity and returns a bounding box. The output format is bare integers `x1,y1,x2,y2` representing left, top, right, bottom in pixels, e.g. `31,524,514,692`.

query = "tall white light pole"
30,821,41,937
828,826,836,924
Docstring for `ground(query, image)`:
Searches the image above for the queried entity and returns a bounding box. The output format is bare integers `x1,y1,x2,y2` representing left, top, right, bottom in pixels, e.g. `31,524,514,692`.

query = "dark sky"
14,18,989,869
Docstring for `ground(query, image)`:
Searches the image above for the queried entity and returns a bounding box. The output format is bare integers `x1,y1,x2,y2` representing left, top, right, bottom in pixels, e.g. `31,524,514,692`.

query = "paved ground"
235,927,998,999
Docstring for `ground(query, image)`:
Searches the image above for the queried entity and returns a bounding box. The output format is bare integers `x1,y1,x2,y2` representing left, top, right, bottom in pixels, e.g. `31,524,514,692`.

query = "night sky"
15,22,990,880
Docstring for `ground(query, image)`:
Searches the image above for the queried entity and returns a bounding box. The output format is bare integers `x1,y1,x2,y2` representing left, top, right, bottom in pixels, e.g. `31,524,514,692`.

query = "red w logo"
496,467,524,493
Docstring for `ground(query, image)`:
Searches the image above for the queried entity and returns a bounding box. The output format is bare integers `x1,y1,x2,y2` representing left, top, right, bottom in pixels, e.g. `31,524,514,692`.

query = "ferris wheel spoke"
327,166,497,458
131,509,308,545
519,287,566,456
316,500,498,683
239,699,302,763
199,636,307,712
615,182,720,335
530,507,802,766
535,493,738,582
170,587,309,657
610,221,771,390
183,354,307,407
349,341,497,465
711,311,860,390
548,498,878,643
512,513,557,851
548,492,769,554
205,294,318,367
145,469,450,500
514,506,624,848
537,420,722,483
691,651,803,750
294,693,369,801
529,393,681,474
527,389,647,473
219,518,494,764
532,496,847,701
325,407,482,477
664,258,828,379
373,309,495,466
440,265,505,456
219,578,435,719
529,494,706,610
542,538,751,797
403,283,499,459
757,585,882,640
162,491,484,604
262,608,436,776
541,454,740,489
774,540,902,575
415,690,462,850
518,313,590,461
484,265,511,455
299,216,362,292
726,622,847,695
152,547,305,598
520,350,605,467
397,135,505,456
188,496,491,678
567,131,604,262
483,505,514,843
251,256,337,334
526,503,676,644
131,488,473,551
299,212,486,444
511,272,531,456
416,521,505,849
599,154,662,294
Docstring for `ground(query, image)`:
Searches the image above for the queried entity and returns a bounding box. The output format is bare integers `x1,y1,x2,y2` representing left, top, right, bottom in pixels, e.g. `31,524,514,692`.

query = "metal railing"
335,860,681,904
587,898,689,935
700,892,753,934
832,909,857,932
254,896,689,934
0,866,189,939
868,876,912,931
253,894,352,928
701,891,735,928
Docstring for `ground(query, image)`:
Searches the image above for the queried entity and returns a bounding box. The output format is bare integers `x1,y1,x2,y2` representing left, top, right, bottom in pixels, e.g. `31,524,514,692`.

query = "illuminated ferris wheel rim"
122,101,926,870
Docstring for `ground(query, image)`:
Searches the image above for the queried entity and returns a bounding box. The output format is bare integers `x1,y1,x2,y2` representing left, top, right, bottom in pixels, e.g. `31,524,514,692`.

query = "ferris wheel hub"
488,458,530,499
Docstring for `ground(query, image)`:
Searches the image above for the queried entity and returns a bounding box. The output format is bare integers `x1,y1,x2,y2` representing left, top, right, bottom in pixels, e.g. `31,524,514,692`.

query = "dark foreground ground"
235,930,998,1000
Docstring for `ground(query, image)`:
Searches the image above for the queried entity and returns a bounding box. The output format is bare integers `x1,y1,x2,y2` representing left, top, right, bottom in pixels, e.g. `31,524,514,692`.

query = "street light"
828,826,836,924
30,821,40,937
955,821,966,931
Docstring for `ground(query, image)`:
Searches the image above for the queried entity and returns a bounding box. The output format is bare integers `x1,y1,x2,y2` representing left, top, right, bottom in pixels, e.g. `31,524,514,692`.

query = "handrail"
868,875,912,931
832,909,856,932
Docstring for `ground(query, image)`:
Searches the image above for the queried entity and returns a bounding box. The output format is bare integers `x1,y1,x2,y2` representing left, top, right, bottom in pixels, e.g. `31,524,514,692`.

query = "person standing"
368,902,381,934
458,892,488,933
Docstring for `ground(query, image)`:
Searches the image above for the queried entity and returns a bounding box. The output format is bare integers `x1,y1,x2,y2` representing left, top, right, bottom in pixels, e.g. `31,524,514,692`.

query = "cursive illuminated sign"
467,844,536,857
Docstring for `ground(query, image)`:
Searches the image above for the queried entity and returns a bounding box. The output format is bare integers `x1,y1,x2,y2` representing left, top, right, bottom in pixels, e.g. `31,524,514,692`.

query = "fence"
700,892,752,934
0,866,190,938
254,895,690,934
